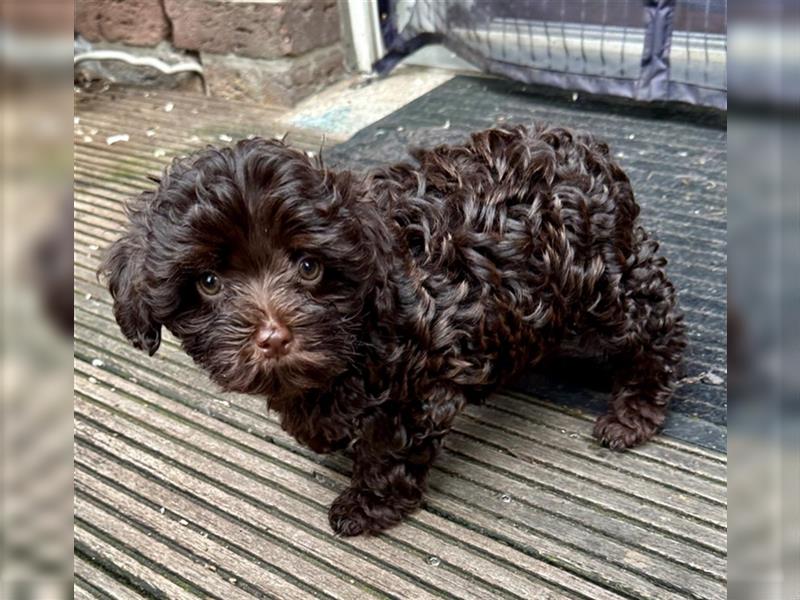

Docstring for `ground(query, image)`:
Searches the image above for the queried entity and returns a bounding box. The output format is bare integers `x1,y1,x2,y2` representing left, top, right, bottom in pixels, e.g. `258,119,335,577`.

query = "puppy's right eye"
197,272,222,296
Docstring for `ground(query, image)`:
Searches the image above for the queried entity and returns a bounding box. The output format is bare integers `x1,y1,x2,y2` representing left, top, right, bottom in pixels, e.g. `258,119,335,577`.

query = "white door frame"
346,0,385,72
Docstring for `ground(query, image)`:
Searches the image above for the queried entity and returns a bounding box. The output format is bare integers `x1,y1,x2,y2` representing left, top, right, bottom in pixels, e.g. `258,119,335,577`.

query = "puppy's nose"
254,319,293,357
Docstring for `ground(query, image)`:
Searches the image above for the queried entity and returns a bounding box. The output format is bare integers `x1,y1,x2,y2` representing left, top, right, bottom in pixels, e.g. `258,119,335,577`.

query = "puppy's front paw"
593,413,657,450
328,487,408,537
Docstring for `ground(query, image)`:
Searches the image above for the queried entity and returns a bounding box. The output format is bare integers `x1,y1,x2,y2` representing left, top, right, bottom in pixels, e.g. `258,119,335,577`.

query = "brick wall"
75,0,346,106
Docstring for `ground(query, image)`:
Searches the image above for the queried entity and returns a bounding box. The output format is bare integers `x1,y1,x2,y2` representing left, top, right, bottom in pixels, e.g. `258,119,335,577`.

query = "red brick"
164,0,340,59
75,0,170,47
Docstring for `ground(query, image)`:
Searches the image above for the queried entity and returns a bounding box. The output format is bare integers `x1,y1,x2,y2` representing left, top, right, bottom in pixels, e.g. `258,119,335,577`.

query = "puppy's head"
100,138,391,402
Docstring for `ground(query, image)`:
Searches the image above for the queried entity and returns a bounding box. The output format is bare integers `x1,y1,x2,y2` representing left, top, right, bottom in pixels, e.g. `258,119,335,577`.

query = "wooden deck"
74,86,727,599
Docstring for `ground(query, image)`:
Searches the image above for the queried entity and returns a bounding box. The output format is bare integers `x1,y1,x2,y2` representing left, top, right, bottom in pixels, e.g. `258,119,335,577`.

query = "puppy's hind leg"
328,388,464,536
593,240,687,450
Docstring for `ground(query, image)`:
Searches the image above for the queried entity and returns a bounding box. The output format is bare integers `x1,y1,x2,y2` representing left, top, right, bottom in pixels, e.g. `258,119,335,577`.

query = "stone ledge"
201,43,345,106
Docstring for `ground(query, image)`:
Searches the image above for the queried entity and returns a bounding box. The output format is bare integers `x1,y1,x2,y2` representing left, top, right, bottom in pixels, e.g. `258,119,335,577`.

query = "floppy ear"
328,170,396,316
99,232,162,356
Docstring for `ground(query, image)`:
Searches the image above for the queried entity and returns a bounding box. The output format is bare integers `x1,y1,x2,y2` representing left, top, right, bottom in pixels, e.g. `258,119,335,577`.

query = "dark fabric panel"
376,0,727,110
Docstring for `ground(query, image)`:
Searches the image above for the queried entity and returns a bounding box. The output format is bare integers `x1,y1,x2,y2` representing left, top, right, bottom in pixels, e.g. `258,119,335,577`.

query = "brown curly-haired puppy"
101,124,686,536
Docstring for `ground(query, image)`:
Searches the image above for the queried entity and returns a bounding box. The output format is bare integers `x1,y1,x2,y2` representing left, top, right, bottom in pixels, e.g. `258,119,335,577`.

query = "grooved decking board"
323,75,728,452
74,555,148,600
74,85,727,599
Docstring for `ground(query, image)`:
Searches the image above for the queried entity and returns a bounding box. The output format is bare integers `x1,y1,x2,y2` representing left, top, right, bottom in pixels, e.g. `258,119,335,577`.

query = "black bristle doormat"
326,76,727,451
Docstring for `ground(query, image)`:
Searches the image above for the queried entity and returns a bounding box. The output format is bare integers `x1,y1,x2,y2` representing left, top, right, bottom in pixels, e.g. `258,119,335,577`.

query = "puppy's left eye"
298,257,322,282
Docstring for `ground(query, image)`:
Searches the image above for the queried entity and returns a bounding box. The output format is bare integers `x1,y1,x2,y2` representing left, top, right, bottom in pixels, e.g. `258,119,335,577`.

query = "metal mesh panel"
668,0,727,105
377,0,727,109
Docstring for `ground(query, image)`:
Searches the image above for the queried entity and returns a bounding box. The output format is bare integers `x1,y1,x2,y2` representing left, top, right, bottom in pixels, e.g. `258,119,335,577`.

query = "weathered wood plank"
75,520,206,598
74,395,506,600
75,428,441,600
76,86,342,146
74,109,285,145
73,359,724,594
76,443,387,600
73,169,160,204
76,465,329,600
73,355,723,599
72,582,100,600
443,426,726,529
75,494,259,600
74,372,596,600
457,406,726,504
490,392,727,480
72,216,120,243
77,441,583,600
70,349,643,598
74,555,148,600
75,108,333,154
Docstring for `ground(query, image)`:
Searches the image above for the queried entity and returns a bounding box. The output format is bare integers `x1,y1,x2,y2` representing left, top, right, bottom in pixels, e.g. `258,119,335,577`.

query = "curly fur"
101,124,686,536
